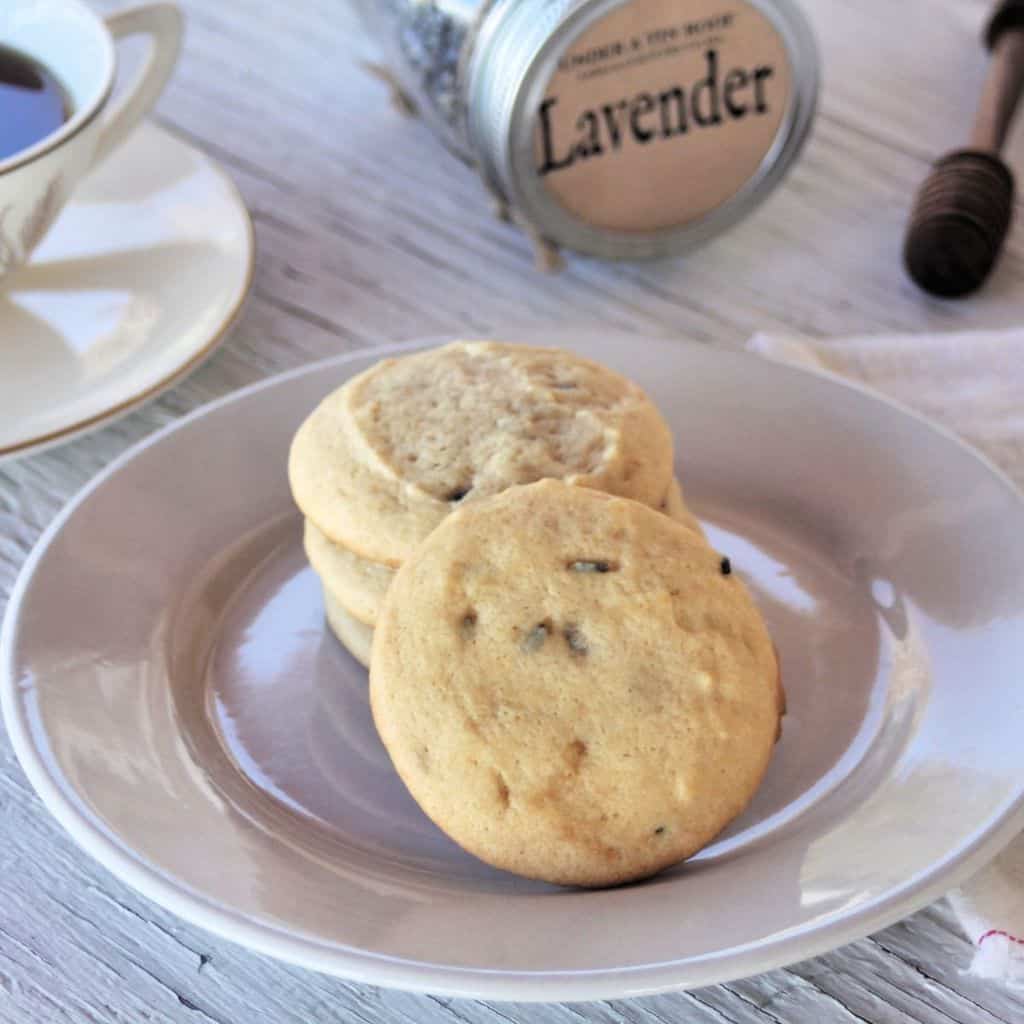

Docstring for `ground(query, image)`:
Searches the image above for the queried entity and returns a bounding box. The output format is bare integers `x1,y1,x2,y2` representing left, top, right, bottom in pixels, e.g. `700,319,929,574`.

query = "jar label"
533,0,794,233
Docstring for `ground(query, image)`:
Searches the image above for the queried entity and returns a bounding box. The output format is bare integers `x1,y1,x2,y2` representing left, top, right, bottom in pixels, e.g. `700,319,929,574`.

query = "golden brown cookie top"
371,480,779,887
289,341,674,564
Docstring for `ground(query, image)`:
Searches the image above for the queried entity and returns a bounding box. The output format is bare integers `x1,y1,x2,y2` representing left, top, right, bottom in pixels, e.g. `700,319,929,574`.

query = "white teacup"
0,1,182,279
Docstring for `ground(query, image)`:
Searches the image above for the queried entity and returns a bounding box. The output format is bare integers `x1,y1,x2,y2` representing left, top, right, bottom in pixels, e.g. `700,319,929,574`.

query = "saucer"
0,120,254,462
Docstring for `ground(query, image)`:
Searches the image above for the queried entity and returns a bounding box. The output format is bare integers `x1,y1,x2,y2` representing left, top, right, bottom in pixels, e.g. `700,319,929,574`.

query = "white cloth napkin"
747,328,1024,987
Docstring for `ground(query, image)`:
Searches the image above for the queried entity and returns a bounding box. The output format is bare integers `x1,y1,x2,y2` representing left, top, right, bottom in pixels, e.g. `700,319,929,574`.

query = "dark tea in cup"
0,44,71,161
0,0,182,279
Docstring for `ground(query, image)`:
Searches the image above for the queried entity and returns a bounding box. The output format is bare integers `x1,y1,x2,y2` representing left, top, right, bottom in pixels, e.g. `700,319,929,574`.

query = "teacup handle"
92,3,184,168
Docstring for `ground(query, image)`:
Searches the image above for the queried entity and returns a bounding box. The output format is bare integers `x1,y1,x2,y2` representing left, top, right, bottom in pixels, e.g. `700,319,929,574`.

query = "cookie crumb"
720,556,732,576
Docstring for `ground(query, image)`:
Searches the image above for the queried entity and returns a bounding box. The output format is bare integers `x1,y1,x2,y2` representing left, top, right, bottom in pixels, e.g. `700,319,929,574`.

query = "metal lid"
466,0,819,260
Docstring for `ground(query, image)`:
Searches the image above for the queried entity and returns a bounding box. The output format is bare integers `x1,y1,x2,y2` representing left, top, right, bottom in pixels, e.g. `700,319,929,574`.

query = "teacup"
0,1,182,279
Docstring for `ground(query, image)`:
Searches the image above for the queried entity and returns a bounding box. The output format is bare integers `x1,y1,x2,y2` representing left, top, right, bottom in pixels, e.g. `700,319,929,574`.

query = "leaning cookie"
289,341,675,566
305,478,704,629
663,476,705,539
371,480,779,888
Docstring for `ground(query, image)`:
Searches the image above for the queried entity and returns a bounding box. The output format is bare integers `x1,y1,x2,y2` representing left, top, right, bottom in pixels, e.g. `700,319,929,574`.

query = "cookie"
370,480,779,887
322,586,373,667
663,476,704,539
289,341,675,565
305,518,392,627
305,478,703,628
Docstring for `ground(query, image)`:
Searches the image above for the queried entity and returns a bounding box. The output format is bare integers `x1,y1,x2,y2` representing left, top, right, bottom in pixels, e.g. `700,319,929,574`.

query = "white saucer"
5,333,1024,1001
0,121,253,461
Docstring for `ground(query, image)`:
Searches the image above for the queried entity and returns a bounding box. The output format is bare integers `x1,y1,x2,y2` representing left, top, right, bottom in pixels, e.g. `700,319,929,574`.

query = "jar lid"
466,0,819,260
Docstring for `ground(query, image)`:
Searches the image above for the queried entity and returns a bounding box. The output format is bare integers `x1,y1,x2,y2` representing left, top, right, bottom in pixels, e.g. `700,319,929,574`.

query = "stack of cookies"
289,341,702,666
289,341,782,887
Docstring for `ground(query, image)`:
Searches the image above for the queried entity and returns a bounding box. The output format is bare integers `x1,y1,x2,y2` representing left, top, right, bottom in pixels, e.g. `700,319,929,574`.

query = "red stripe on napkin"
978,929,1024,947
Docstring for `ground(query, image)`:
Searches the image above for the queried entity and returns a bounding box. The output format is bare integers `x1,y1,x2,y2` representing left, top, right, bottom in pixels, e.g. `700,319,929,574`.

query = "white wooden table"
3,0,1024,1020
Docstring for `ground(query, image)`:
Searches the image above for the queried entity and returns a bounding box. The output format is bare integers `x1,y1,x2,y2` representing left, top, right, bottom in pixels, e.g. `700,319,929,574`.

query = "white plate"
5,333,1024,1002
0,121,253,462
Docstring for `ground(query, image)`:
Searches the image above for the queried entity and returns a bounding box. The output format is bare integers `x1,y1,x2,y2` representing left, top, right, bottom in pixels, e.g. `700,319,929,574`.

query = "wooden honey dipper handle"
974,5,1024,150
904,0,1024,297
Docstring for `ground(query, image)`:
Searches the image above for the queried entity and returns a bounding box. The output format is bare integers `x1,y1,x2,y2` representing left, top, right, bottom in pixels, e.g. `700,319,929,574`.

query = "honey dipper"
904,0,1024,297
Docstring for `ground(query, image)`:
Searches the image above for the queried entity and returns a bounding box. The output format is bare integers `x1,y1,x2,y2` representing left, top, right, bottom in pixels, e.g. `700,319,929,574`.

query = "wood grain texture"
3,0,1024,1020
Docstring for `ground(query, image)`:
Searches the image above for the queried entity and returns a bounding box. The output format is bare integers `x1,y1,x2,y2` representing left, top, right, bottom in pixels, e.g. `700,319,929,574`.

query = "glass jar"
352,0,819,261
